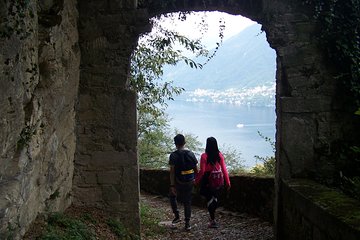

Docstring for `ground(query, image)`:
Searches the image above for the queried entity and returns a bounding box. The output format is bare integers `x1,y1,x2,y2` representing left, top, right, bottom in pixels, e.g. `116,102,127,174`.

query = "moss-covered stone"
288,179,360,232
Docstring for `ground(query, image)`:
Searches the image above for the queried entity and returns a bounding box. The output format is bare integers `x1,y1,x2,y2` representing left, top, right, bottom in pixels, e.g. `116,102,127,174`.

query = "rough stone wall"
260,0,360,183
263,1,339,180
73,0,149,234
0,0,80,238
260,1,360,238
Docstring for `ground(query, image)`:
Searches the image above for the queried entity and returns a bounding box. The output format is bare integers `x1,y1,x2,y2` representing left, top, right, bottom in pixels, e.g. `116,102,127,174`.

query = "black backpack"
174,150,196,183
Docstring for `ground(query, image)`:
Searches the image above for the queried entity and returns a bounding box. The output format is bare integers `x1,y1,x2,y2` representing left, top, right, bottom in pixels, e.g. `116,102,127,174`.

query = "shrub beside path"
141,191,274,240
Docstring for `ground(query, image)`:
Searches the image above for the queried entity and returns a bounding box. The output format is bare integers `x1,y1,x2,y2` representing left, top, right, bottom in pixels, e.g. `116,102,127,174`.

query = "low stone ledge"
139,169,274,222
280,179,360,240
139,169,170,196
221,174,274,222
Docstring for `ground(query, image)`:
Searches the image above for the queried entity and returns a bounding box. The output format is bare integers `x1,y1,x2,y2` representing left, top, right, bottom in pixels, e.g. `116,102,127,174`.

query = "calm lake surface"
166,100,276,168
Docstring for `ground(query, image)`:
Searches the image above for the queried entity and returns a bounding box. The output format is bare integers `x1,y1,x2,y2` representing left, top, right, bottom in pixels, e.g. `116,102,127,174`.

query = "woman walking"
195,137,231,228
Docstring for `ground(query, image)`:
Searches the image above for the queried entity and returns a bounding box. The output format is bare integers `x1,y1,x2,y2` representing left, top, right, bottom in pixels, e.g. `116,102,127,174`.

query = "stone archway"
1,0,358,238
73,0,358,237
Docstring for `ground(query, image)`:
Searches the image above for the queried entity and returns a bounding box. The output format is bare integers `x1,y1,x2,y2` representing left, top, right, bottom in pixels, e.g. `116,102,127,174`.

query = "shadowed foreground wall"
0,0,80,238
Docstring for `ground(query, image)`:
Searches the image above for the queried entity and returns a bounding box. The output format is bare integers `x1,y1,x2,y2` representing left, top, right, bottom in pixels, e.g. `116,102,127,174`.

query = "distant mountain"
163,24,276,91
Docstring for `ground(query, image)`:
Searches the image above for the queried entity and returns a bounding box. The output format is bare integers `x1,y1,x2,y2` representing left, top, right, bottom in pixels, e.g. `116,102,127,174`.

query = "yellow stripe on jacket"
181,169,194,175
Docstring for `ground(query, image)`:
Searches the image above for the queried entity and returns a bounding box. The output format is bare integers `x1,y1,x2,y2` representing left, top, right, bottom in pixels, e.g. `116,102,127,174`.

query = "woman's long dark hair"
205,137,221,165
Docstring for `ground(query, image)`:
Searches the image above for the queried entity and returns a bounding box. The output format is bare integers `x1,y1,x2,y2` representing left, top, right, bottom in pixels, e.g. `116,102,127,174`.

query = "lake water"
165,100,276,168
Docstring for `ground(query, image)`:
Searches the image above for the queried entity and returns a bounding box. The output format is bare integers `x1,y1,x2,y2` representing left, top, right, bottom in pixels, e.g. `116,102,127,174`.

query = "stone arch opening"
151,12,277,169
137,9,277,232
138,1,280,234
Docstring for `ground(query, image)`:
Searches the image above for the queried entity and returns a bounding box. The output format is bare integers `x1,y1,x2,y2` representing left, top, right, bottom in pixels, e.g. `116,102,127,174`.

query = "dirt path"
141,192,274,240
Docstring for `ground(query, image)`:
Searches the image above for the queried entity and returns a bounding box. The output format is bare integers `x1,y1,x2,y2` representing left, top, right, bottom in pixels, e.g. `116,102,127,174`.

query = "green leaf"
355,108,360,115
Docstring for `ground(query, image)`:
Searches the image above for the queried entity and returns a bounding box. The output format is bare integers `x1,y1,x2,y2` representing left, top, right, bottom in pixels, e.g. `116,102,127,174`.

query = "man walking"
169,134,198,231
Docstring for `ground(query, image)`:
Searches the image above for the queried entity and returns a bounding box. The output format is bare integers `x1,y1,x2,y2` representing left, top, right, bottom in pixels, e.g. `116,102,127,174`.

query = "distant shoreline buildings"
183,83,275,107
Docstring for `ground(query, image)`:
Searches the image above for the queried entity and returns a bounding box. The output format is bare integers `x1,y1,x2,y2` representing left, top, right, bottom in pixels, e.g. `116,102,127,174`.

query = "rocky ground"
24,192,274,240
141,192,274,240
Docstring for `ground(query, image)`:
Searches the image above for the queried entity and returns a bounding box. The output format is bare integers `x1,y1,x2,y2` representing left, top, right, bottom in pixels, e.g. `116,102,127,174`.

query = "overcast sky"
160,11,256,48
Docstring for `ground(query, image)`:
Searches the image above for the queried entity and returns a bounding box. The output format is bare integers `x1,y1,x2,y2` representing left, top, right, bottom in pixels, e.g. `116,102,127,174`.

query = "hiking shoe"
172,216,181,224
185,222,191,231
208,220,219,228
